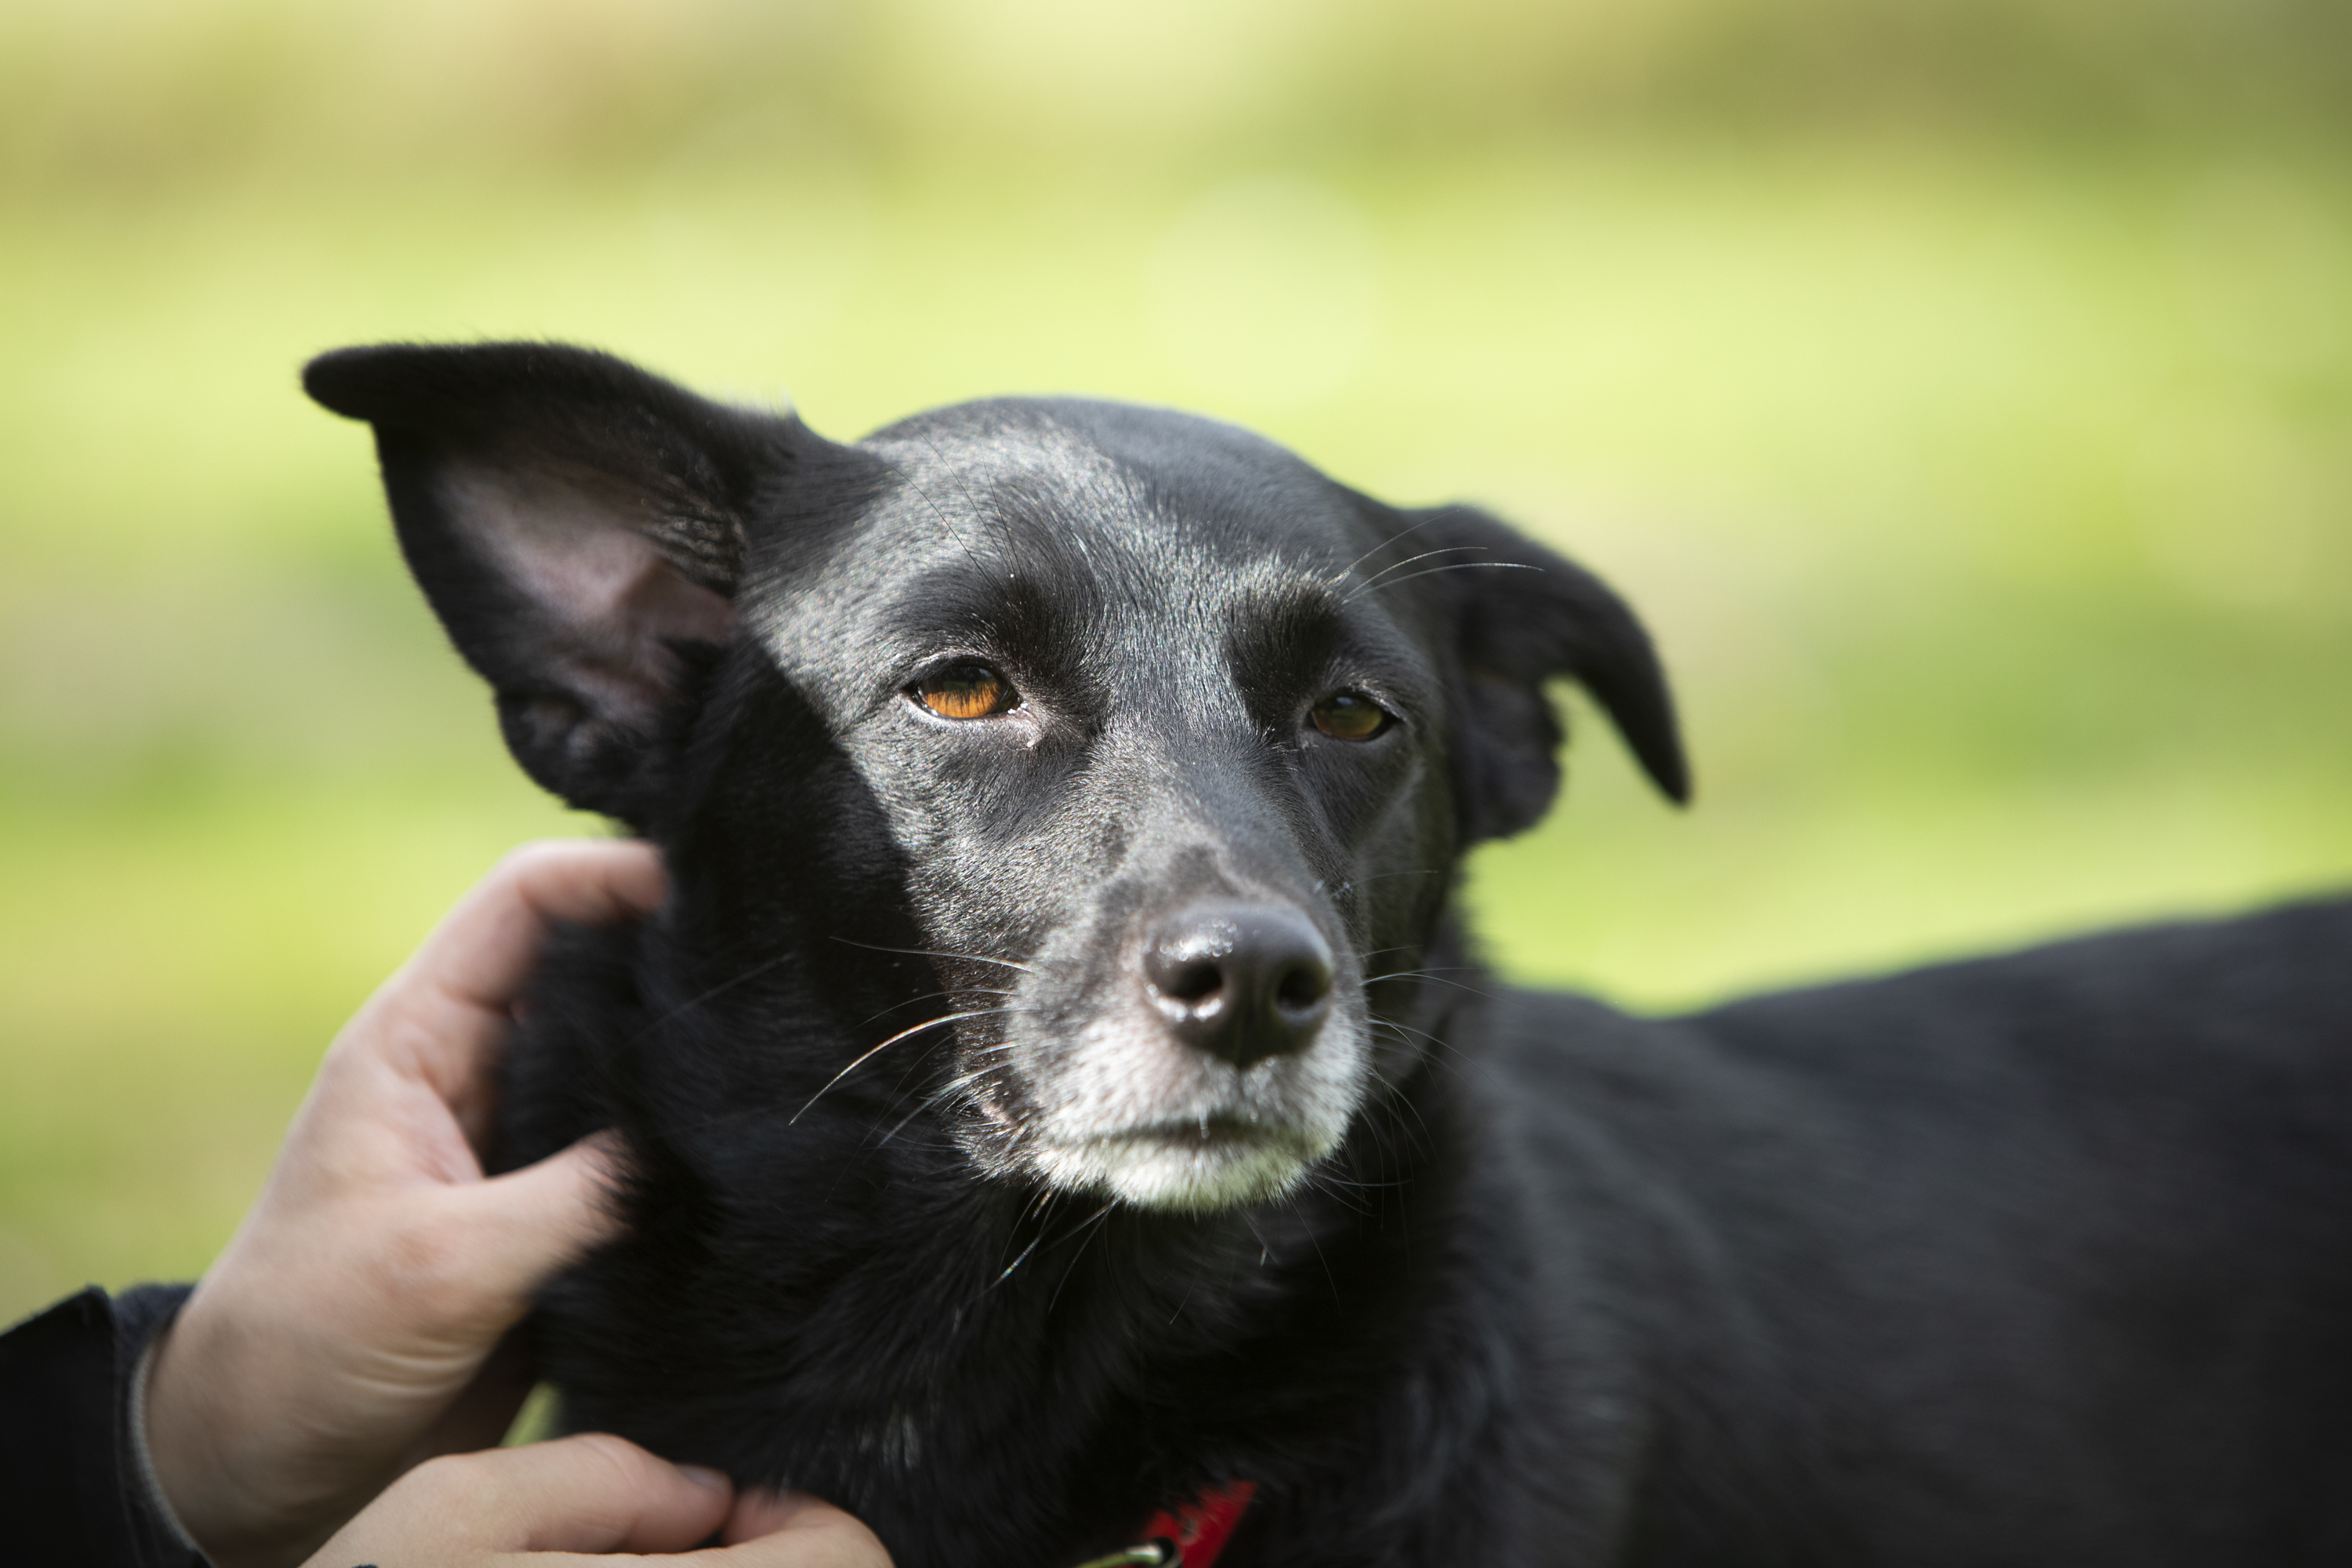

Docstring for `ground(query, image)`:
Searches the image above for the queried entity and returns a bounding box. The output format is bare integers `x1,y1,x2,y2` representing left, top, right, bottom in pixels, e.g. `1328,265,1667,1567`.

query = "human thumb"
448,1131,632,1315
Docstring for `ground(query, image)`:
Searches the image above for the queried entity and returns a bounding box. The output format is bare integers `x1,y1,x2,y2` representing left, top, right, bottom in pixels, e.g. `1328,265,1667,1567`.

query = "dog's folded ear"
1396,504,1690,840
305,341,811,822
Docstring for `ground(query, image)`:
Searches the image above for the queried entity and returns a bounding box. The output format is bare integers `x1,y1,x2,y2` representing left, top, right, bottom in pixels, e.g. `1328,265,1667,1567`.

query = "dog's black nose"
1144,903,1335,1068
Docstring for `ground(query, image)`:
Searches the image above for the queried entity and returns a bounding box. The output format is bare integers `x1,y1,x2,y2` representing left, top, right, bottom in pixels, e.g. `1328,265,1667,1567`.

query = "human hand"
299,1434,894,1567
146,840,667,1568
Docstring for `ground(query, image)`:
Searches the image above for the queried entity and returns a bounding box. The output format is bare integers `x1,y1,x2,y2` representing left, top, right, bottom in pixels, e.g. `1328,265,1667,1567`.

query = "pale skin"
140,840,891,1568
303,1436,886,1566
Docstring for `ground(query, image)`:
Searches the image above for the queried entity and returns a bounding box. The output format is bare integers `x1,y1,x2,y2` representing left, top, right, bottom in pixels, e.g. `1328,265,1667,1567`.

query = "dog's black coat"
307,342,2352,1567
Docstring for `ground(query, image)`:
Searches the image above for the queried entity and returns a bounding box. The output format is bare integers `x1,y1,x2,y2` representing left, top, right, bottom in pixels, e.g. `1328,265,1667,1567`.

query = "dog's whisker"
1327,506,1463,585
890,436,1000,583
872,1101,932,1147
1363,971,1504,1001
1342,561,1542,603
1298,1175,1374,1218
993,1229,1048,1287
1283,1194,1344,1304
873,1056,1014,1146
1347,544,1494,595
855,986,1018,1028
791,1007,1030,1124
1239,1211,1274,1266
1367,1062,1439,1152
1370,1015,1466,1061
634,951,798,1040
829,936,1042,977
1045,1200,1119,1315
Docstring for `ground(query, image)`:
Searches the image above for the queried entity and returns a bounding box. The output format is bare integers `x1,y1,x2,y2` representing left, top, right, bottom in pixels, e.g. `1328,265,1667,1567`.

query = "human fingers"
441,1130,633,1312
504,1490,895,1568
724,1490,833,1543
718,1493,895,1567
301,1435,732,1565
420,839,668,1009
331,839,666,1142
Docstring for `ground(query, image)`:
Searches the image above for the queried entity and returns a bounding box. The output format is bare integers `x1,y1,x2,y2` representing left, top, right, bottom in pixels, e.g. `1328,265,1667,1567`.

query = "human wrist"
143,1298,332,1568
128,1327,206,1558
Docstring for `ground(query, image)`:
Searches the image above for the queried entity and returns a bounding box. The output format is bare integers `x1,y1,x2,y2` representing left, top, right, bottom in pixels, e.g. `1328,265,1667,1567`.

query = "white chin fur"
1029,1127,1334,1212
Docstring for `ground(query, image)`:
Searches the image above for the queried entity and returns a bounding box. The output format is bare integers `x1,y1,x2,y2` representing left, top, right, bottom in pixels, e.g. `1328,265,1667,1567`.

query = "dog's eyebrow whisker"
1343,561,1543,603
1327,506,1464,584
907,428,1023,565
890,438,998,582
1345,544,1494,596
790,1007,1026,1124
829,936,1042,977
1340,548,1489,604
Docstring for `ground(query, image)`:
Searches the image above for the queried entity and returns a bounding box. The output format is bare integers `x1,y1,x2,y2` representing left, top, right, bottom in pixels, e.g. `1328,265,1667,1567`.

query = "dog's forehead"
856,397,1367,564
746,398,1396,695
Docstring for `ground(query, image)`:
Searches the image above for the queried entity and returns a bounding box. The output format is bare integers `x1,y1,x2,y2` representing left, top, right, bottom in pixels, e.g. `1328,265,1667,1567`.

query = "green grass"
4,138,2348,1327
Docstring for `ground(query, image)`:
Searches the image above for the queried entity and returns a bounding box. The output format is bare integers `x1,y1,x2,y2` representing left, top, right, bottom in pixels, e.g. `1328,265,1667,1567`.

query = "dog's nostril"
1145,902,1336,1069
1276,958,1332,1014
1165,958,1225,1004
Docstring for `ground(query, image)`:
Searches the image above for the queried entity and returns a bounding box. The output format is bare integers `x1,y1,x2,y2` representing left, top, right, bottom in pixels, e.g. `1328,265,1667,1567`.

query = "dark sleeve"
0,1284,209,1568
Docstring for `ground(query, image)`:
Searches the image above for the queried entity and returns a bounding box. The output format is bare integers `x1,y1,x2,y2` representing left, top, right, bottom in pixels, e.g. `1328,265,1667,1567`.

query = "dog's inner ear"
308,343,787,822
433,452,737,771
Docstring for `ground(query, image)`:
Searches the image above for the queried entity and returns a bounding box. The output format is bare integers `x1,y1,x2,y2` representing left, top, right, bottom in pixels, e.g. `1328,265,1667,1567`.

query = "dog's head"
308,342,1686,1214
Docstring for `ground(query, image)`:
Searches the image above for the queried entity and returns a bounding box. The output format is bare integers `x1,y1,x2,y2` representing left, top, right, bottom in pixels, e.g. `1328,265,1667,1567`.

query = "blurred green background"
4,0,2349,1326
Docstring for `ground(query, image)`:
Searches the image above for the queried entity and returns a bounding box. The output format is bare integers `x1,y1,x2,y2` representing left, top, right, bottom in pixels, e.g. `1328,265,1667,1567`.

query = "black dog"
307,342,2352,1567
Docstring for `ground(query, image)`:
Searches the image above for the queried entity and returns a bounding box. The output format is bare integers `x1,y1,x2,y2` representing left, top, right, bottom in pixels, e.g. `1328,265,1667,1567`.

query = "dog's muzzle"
982,893,1367,1213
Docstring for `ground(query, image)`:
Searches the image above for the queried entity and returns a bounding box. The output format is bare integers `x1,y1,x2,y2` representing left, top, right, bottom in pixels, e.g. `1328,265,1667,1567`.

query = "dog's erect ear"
305,341,806,821
1393,504,1690,840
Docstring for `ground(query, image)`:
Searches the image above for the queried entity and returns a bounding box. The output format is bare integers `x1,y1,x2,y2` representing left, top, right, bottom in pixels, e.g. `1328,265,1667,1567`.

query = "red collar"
1140,1481,1255,1566
1078,1481,1257,1568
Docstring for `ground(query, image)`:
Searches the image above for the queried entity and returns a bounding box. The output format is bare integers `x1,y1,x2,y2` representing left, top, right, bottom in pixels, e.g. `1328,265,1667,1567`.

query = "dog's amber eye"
914,663,1016,720
1311,691,1389,741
